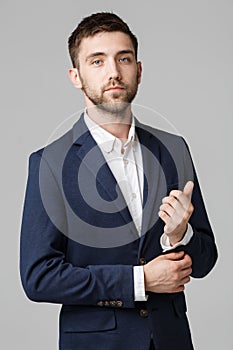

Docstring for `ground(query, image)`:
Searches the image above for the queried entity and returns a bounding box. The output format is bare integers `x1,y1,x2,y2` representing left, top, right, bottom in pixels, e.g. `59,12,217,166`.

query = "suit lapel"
136,123,168,254
136,121,181,256
72,115,138,237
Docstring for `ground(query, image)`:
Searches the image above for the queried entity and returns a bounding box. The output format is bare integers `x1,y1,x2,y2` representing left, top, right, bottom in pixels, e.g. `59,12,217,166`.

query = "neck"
86,104,132,140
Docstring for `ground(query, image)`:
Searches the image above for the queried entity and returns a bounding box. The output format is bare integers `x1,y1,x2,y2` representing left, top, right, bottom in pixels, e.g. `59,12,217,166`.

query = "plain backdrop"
1,1,232,349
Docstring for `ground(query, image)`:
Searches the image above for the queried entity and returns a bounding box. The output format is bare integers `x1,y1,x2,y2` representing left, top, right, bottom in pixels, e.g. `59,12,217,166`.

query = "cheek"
81,75,97,89
86,71,105,86
126,67,140,83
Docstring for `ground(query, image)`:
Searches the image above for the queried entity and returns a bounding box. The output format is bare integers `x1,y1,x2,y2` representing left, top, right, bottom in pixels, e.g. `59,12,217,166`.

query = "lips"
105,86,124,91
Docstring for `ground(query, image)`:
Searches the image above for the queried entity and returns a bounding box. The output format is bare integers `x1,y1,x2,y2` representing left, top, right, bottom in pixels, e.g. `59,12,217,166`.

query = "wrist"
168,225,188,246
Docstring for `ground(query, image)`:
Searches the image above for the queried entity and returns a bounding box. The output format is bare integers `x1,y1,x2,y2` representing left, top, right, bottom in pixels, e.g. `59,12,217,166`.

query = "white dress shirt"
84,111,193,301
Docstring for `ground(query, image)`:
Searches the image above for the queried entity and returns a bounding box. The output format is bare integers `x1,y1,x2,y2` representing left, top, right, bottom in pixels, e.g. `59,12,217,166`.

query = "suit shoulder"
28,126,74,163
137,121,187,148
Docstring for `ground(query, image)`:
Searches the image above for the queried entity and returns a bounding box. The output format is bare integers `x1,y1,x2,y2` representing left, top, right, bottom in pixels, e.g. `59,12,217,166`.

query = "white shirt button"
132,193,137,199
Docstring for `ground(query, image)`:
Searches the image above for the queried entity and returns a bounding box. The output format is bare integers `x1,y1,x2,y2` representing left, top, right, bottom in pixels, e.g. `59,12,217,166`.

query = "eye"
120,57,129,63
92,59,102,66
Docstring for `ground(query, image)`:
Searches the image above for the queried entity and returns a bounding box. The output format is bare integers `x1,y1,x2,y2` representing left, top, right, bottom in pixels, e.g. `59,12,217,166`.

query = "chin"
98,101,130,114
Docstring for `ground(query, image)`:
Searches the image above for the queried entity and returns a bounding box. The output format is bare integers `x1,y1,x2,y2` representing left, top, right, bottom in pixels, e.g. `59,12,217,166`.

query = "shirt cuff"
160,223,194,252
133,265,148,301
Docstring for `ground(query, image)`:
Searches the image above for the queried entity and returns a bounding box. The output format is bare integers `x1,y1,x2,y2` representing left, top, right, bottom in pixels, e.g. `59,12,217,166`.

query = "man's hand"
159,181,194,246
143,251,192,293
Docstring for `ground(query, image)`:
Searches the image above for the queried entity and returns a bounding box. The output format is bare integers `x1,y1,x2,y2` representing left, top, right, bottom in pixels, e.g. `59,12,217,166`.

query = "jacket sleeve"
178,139,218,278
20,152,135,307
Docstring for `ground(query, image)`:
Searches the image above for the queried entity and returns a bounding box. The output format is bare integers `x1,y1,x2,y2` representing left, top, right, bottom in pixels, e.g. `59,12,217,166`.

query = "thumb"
183,181,194,200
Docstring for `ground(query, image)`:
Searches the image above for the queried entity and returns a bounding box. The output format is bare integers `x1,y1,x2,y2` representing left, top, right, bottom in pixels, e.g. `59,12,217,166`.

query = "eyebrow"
85,49,135,62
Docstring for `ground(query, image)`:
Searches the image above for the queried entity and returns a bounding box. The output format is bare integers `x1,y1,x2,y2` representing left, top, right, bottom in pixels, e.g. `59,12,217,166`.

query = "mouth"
105,86,124,92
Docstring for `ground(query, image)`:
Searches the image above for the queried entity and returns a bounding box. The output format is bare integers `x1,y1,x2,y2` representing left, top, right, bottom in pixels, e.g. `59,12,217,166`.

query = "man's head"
68,12,138,69
68,12,142,115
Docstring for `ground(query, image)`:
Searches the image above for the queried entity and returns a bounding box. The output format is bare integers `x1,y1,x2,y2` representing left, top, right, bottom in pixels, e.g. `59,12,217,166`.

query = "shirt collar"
84,109,136,154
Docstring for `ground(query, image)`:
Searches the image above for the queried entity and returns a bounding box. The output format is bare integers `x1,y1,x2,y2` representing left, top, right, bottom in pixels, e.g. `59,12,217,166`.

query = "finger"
180,266,192,277
158,210,170,224
178,255,192,270
169,181,194,206
176,285,185,292
161,197,192,231
180,275,191,285
158,211,175,233
163,205,185,234
160,215,178,234
161,251,185,261
159,203,175,217
183,181,194,200
183,253,192,266
162,196,179,209
169,190,182,200
162,196,177,204
168,190,190,211
168,192,192,212
161,200,184,217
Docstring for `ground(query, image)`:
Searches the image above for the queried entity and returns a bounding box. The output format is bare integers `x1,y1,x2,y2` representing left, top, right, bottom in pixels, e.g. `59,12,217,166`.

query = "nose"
107,58,121,81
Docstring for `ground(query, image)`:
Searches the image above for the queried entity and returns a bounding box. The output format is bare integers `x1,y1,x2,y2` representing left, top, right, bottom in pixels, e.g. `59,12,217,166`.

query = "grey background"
1,0,232,349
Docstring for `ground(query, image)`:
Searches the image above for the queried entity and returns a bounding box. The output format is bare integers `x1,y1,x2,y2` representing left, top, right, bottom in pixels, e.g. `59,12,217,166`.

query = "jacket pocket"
60,306,116,333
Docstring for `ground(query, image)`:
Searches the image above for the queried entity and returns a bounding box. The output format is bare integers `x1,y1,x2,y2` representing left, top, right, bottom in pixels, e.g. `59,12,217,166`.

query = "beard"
79,74,139,114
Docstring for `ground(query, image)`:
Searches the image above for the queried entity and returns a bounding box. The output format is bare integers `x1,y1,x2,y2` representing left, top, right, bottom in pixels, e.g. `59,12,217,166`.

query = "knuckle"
177,285,185,292
160,211,166,219
172,263,179,273
170,190,180,197
172,273,179,281
162,204,168,211
189,204,194,213
176,191,182,200
170,197,177,207
187,207,192,215
169,196,174,204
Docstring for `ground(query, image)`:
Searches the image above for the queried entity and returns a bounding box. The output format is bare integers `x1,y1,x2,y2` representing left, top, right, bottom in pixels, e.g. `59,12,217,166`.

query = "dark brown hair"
68,12,138,68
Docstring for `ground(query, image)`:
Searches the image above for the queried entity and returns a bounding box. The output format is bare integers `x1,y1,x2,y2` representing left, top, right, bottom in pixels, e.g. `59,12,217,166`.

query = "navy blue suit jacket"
20,115,217,350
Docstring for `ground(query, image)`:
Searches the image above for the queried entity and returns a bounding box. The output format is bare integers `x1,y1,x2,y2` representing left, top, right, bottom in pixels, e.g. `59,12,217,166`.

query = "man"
20,12,217,350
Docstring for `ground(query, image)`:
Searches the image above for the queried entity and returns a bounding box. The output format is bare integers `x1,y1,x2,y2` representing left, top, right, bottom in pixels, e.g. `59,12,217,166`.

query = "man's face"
74,31,142,114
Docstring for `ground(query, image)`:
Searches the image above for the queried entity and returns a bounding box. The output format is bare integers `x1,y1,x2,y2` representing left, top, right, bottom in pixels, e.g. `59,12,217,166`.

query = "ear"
137,61,142,84
68,68,83,89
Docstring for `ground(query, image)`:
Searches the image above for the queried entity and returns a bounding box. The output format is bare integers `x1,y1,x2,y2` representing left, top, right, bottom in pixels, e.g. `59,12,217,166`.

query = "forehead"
78,31,135,58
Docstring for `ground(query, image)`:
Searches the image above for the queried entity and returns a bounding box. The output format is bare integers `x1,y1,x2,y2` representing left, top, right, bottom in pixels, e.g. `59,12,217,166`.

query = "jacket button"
139,258,146,265
116,300,123,307
97,301,104,307
109,300,116,306
139,309,148,318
